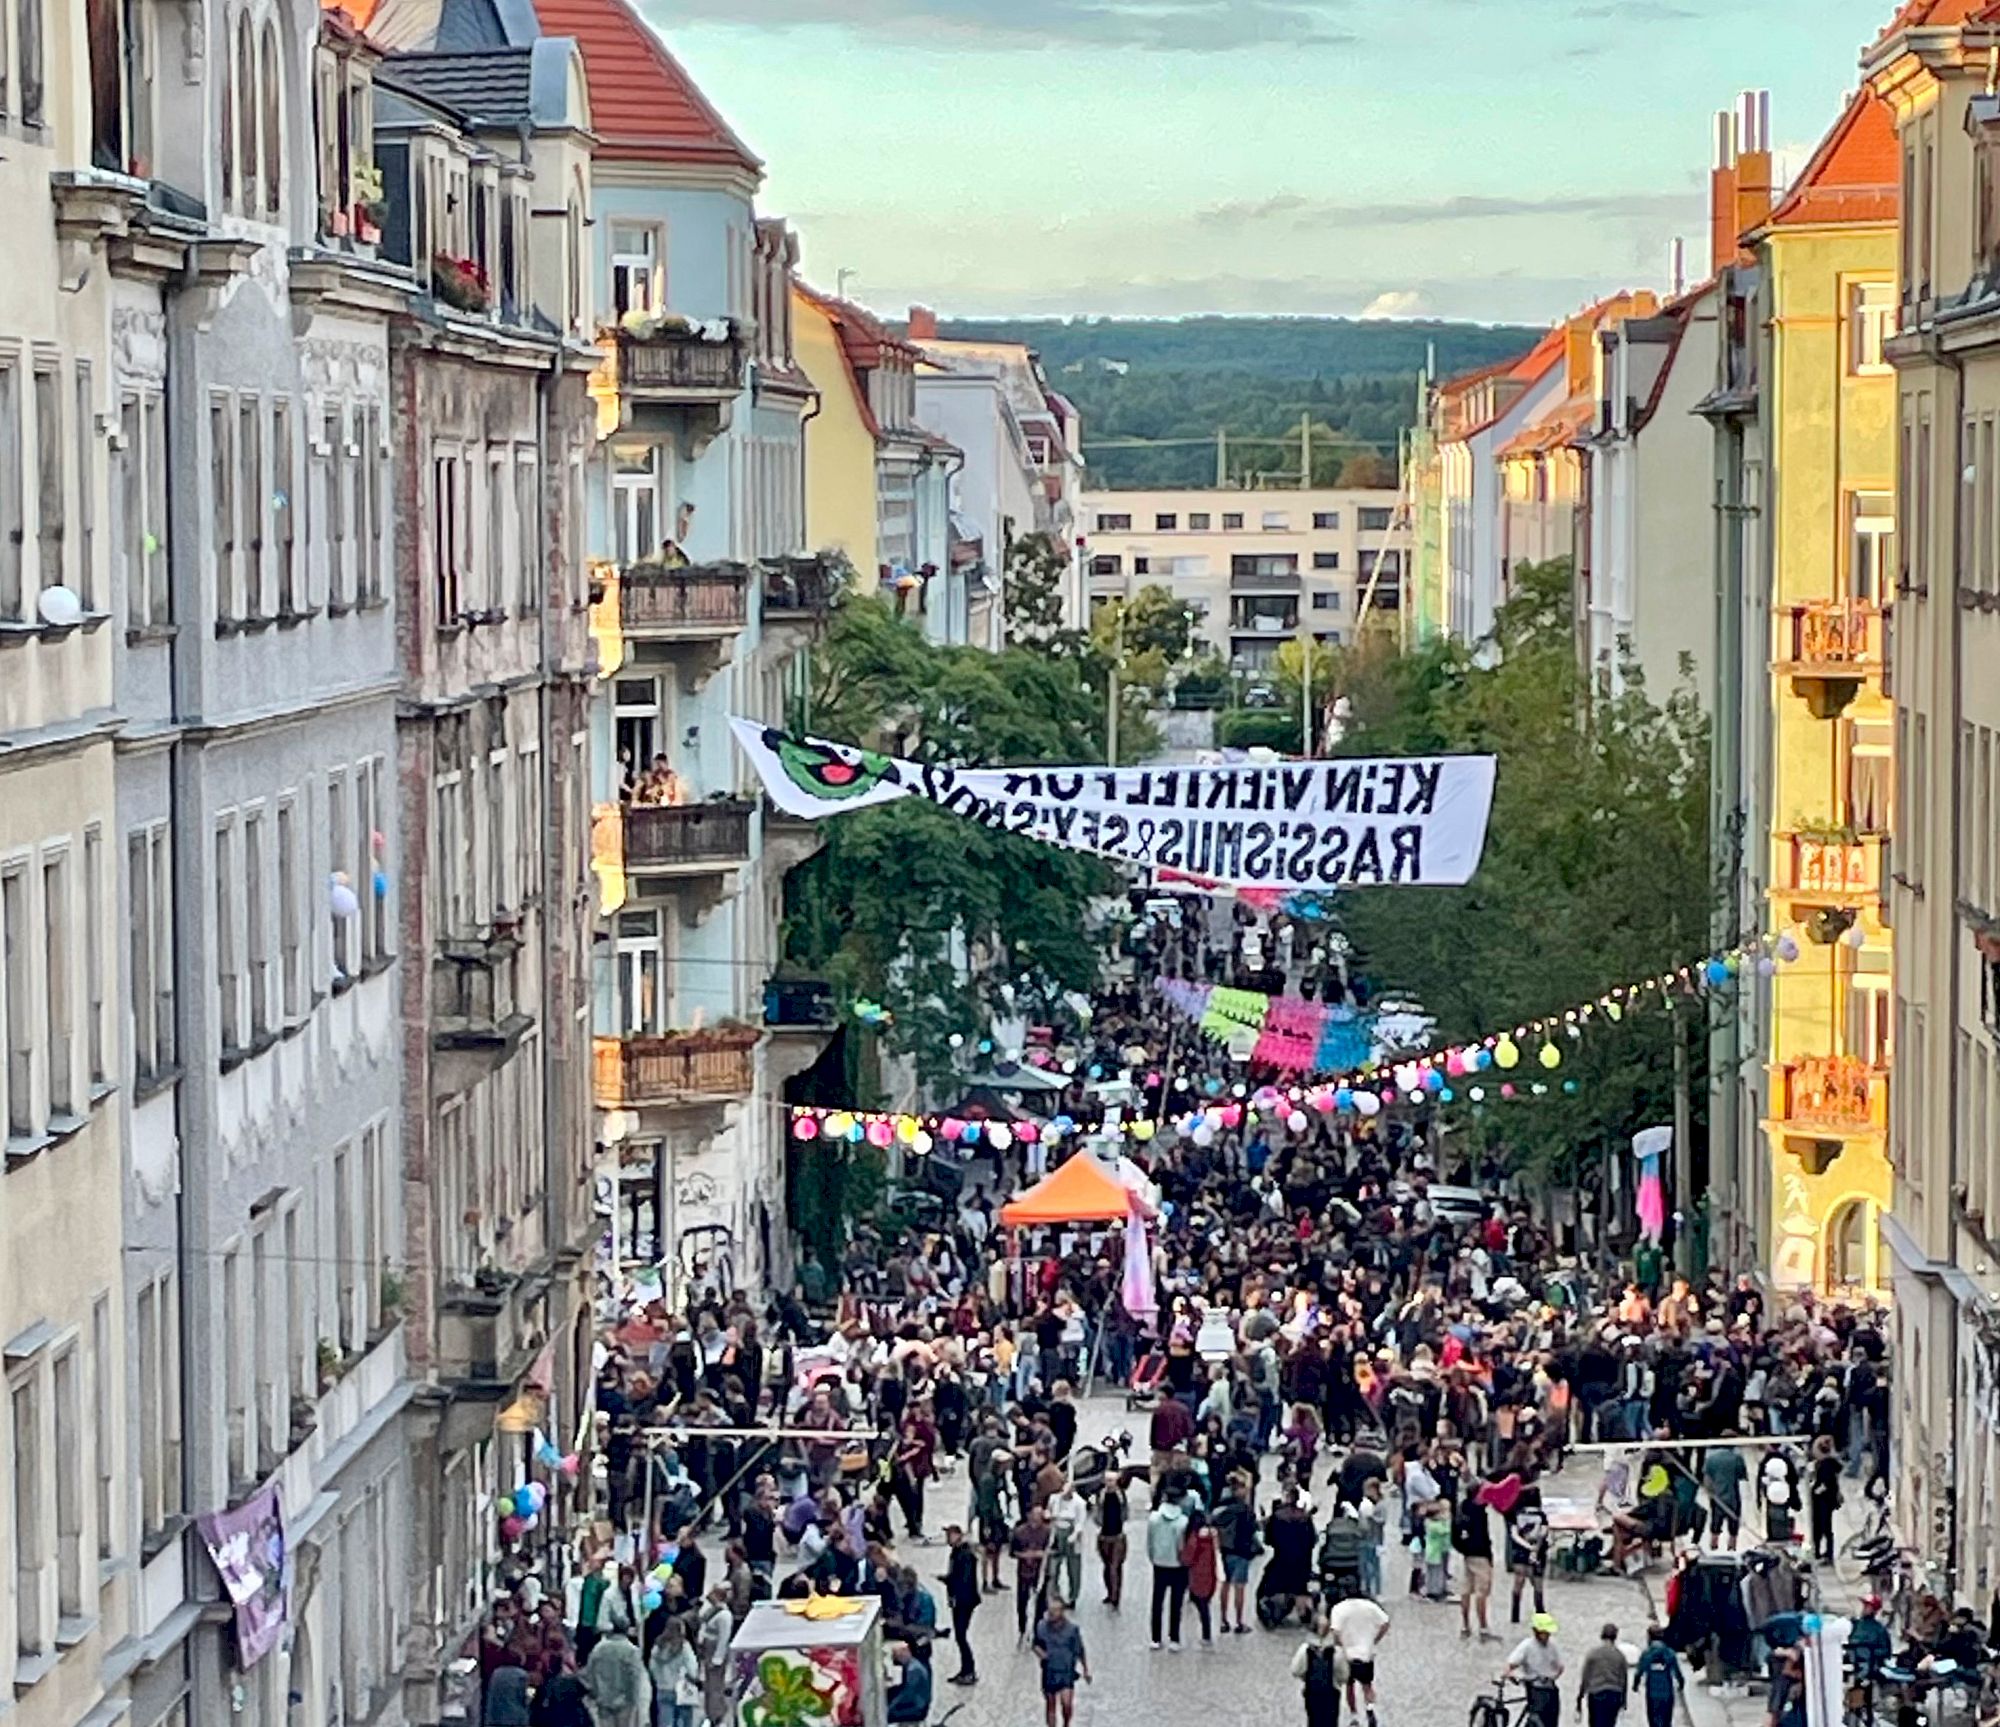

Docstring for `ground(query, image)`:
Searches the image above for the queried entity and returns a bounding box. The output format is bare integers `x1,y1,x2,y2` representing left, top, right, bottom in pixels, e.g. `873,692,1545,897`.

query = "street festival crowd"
473,964,1967,1727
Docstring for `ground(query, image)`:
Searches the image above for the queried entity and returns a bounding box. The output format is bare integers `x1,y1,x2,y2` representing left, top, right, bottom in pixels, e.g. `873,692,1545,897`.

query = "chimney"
907,305,938,341
1733,89,1775,247
1565,310,1596,397
1710,107,1740,276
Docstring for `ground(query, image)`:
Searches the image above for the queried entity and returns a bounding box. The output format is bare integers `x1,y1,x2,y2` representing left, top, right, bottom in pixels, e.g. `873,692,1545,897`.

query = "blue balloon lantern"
1705,958,1731,987
1422,1069,1444,1094
1333,1087,1354,1111
961,1121,982,1144
1440,1087,1455,1103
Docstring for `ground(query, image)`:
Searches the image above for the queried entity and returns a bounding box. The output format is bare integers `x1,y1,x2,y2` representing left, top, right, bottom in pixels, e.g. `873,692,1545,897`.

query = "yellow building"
793,283,883,581
1752,87,1899,1294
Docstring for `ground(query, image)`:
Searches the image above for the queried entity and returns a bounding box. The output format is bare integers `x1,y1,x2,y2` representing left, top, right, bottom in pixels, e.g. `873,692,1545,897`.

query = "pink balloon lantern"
939,1118,964,1142
500,1514,525,1542
1445,1050,1465,1078
560,1453,581,1478
1016,1121,1038,1144
865,1119,892,1148
1500,1084,1516,1100
1220,1103,1243,1129
793,1115,818,1141
1311,1089,1335,1114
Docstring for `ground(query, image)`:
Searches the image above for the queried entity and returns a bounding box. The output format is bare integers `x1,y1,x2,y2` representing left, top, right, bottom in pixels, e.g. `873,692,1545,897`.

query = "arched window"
236,13,257,212
1826,1198,1871,1290
219,15,235,205
261,20,282,217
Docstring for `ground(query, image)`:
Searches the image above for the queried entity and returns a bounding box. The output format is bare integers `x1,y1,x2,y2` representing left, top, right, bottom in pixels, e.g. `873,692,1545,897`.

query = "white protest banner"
730,718,1497,889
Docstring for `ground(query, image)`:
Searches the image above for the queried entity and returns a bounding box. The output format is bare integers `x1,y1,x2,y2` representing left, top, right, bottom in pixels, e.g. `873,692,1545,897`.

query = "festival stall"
732,1596,887,1727
1000,1152,1158,1385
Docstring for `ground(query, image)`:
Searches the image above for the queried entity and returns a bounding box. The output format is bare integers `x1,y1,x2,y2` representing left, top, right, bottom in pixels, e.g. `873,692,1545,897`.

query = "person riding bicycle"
1505,1612,1565,1727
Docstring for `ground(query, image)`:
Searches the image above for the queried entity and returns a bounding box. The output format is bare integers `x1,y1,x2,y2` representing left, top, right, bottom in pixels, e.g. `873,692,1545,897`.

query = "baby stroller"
1125,1349,1166,1411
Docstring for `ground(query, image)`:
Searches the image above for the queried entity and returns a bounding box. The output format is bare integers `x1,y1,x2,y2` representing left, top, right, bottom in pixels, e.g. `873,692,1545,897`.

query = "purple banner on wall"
197,1480,291,1668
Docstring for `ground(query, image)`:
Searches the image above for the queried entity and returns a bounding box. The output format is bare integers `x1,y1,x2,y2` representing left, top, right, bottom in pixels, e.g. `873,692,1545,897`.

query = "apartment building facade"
1079,486,1402,669
558,0,835,1305
3,10,129,1724
1865,0,2000,1613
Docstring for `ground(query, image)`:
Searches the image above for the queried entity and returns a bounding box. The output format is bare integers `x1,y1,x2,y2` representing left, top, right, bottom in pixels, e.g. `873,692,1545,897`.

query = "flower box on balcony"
432,252,491,315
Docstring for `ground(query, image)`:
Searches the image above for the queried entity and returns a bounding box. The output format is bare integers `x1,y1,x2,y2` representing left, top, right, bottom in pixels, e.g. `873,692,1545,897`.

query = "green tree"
1002,530,1078,648
785,595,1120,1086
1091,583,1197,663
1331,558,1714,1180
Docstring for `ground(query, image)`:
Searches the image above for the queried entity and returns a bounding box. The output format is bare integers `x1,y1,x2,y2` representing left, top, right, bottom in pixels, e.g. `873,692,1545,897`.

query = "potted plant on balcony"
432,251,491,314
618,308,696,340
351,161,385,245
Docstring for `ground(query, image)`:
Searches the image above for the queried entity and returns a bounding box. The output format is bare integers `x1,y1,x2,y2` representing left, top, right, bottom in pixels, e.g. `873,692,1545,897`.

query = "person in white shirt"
1505,1614,1566,1727
1047,1482,1088,1607
1325,1595,1391,1727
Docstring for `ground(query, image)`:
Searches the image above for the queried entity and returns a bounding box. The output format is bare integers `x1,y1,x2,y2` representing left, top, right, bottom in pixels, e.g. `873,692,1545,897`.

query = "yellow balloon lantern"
896,1116,919,1144
826,1111,854,1138
1494,1038,1521,1070
1131,1119,1155,1142
1539,1042,1562,1070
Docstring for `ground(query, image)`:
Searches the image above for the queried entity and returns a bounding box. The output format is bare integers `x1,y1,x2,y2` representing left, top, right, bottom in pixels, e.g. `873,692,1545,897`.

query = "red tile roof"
1876,0,1994,35
531,0,759,173
1765,87,1899,229
1499,399,1592,460
1436,353,1527,396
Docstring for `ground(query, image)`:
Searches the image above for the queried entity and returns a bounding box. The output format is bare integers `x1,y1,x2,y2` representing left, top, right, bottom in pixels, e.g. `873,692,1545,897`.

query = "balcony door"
611,442,663,565
610,223,662,318
1845,491,1893,605
616,909,669,1035
614,676,665,786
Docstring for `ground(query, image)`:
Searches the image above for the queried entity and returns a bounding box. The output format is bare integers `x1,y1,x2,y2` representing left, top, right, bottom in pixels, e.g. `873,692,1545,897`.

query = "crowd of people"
471,964,1923,1727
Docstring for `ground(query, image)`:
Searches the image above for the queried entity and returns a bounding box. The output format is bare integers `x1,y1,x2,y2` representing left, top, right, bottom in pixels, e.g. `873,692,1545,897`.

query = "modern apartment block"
559,0,837,1304
1864,0,2000,1615
1079,486,1404,669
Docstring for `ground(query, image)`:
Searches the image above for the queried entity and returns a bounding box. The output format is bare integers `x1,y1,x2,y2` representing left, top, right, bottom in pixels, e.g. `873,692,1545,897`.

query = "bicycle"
1470,1675,1545,1727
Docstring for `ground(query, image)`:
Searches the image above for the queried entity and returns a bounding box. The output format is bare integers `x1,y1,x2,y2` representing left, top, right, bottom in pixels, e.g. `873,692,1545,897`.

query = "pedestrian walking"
1148,1488,1192,1650
580,1624,652,1727
1453,1492,1495,1640
1032,1596,1091,1727
1048,1478,1088,1608
1325,1594,1390,1727
1702,1435,1747,1552
695,1585,734,1727
1215,1477,1260,1630
1809,1435,1843,1563
941,1525,980,1686
1633,1625,1684,1727
1011,1503,1052,1641
1096,1475,1129,1608
1505,1613,1565,1727
1292,1608,1352,1727
1577,1623,1630,1727
646,1618,700,1727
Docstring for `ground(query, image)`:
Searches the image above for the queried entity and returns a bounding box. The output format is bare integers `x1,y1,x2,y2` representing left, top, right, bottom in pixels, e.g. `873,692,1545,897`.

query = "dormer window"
314,30,376,242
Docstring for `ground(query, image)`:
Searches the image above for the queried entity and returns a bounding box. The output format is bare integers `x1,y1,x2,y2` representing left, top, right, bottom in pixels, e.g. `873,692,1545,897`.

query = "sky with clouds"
639,0,1899,325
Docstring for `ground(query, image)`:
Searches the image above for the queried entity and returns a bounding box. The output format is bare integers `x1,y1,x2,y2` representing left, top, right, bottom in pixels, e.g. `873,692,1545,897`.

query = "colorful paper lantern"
1538,1042,1561,1070
1494,1038,1520,1070
792,1115,818,1141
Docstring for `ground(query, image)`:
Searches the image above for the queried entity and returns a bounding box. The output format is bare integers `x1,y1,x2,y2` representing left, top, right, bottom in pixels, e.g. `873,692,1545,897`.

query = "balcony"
1771,1054,1889,1159
593,1028,759,1109
620,560,750,636
431,927,534,1089
623,799,755,876
1778,600,1883,717
760,555,844,630
607,320,747,452
1775,833,1882,910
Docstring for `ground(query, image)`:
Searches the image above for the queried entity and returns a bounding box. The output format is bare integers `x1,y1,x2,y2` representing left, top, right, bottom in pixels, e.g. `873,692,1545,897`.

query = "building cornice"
175,675,401,743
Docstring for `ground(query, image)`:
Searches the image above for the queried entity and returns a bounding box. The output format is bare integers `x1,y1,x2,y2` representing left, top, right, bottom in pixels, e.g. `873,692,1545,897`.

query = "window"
1133,556,1150,575
1093,512,1131,532
1221,512,1244,530
1313,511,1340,530
432,447,462,621
1231,553,1298,578
334,1143,357,1351
1188,512,1210,530
19,0,44,126
613,676,660,780
360,405,384,604
367,758,389,961
617,909,664,1034
211,394,235,619
135,1270,181,1542
355,762,379,960
1313,551,1340,571
14,1366,47,1660
72,361,93,608
431,774,461,939
1088,555,1121,577
277,799,301,1019
1260,510,1290,530
41,851,70,1120
53,1344,81,1619
1852,281,1895,375
515,452,538,611
260,20,281,218
1311,590,1341,611
119,392,167,628
91,1293,112,1562
223,1241,248,1481
611,224,661,317
329,769,353,976
1154,513,1177,531
128,823,174,1085
483,449,507,617
244,808,268,1040
611,444,658,565
215,819,240,1056
3,864,30,1139
239,396,263,616
273,399,296,613
1358,506,1394,531
1847,490,1893,604
33,364,61,596
82,828,103,1088
0,361,18,620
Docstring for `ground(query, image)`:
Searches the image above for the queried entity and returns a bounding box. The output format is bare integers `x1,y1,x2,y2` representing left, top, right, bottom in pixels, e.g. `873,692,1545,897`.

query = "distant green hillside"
935,315,1539,490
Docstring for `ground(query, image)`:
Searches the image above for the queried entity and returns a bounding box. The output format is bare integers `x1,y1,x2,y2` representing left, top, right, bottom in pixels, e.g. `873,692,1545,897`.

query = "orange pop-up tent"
999,1152,1135,1228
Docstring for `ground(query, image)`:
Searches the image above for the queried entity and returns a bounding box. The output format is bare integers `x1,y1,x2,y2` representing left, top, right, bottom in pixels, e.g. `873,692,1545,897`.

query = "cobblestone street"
924,1399,1657,1727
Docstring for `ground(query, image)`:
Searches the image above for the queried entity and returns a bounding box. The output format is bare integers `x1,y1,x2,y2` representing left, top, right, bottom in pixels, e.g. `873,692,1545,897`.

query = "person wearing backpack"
1292,1607,1352,1727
